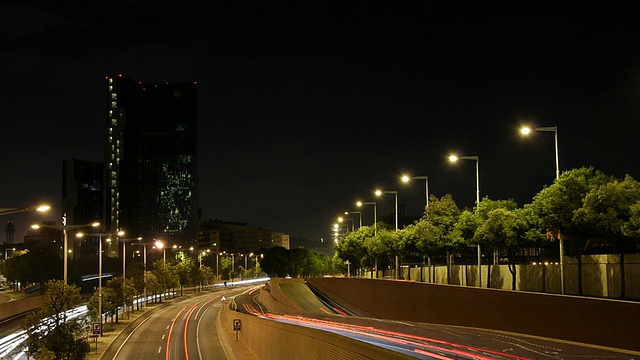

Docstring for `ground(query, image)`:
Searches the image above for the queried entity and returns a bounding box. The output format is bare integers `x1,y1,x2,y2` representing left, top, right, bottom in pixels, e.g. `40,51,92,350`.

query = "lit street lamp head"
0,204,51,216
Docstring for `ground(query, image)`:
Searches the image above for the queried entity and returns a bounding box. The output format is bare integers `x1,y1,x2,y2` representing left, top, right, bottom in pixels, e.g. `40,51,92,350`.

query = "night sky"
2,2,640,244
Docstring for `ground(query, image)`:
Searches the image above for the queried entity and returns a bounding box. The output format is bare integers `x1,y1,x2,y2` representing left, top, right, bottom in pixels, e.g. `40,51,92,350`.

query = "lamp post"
131,240,157,306
155,240,166,264
4,247,16,260
375,190,399,278
31,217,100,284
449,154,482,287
520,126,560,180
401,175,429,208
345,211,362,228
120,237,142,287
337,216,354,232
0,204,50,217
77,230,125,335
521,125,564,294
356,201,377,236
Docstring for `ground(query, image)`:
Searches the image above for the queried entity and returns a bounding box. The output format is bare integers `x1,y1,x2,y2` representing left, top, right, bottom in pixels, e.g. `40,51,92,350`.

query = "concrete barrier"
0,295,44,321
220,300,414,360
306,277,640,352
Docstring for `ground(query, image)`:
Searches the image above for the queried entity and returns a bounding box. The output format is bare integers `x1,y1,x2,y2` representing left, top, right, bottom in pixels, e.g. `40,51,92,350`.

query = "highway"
3,279,640,359
103,286,250,360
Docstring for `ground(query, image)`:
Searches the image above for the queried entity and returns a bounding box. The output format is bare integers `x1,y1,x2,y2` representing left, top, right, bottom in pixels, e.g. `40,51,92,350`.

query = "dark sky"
2,2,640,243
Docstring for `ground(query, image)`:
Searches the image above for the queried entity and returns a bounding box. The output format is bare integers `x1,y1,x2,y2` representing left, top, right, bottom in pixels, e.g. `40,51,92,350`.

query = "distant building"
62,159,104,258
198,219,290,254
4,219,14,245
104,75,199,252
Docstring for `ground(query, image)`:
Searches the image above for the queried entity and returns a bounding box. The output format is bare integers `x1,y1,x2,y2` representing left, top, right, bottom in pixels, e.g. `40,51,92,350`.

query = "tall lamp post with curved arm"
120,237,142,287
0,204,50,216
344,211,362,228
375,189,399,279
337,216,354,232
356,201,377,236
357,200,377,278
76,230,125,336
401,175,429,209
31,217,100,284
521,125,564,294
449,154,482,287
520,126,560,180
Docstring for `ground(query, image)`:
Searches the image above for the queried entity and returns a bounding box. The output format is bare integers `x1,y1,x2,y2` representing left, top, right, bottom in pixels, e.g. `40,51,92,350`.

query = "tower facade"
62,159,104,258
105,75,199,248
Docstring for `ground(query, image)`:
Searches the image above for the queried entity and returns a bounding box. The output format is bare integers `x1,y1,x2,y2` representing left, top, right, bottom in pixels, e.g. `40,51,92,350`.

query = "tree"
530,167,613,295
174,257,195,295
574,175,640,298
152,260,179,300
423,194,462,284
260,246,292,278
335,229,368,276
23,280,90,360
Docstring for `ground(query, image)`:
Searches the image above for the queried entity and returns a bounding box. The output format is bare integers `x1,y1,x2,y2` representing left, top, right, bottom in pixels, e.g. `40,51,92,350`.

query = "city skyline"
2,3,640,243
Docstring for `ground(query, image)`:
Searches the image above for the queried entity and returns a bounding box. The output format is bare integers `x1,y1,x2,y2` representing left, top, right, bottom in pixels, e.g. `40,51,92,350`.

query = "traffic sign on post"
233,318,241,341
92,322,101,335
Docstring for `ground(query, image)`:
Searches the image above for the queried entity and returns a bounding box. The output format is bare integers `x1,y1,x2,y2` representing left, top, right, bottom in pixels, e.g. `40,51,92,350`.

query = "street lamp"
356,201,377,236
0,204,50,216
337,216,354,232
120,237,142,287
217,252,220,283
520,126,560,180
375,189,399,279
448,155,480,205
521,125,564,294
449,154,482,287
155,240,165,264
76,230,125,336
401,175,429,208
131,240,156,306
4,247,16,260
31,216,100,284
374,190,398,232
357,200,377,278
345,211,362,228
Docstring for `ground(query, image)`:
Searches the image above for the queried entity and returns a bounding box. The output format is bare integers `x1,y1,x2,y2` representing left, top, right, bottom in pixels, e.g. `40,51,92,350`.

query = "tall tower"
62,159,104,258
105,74,199,248
4,219,15,245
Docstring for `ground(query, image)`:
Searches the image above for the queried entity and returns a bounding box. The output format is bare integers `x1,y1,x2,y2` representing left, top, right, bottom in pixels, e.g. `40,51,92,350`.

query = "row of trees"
335,167,640,298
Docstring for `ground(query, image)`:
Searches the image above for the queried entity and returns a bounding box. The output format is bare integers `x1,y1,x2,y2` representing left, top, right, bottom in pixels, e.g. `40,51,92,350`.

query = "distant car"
0,286,6,291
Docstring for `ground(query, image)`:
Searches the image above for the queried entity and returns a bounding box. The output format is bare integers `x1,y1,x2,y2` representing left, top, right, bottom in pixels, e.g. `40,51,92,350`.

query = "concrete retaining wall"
0,295,44,320
219,300,413,360
306,277,640,352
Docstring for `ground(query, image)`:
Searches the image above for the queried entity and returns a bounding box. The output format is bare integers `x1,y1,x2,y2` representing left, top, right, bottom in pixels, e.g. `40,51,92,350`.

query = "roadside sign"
233,318,241,331
92,322,101,335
